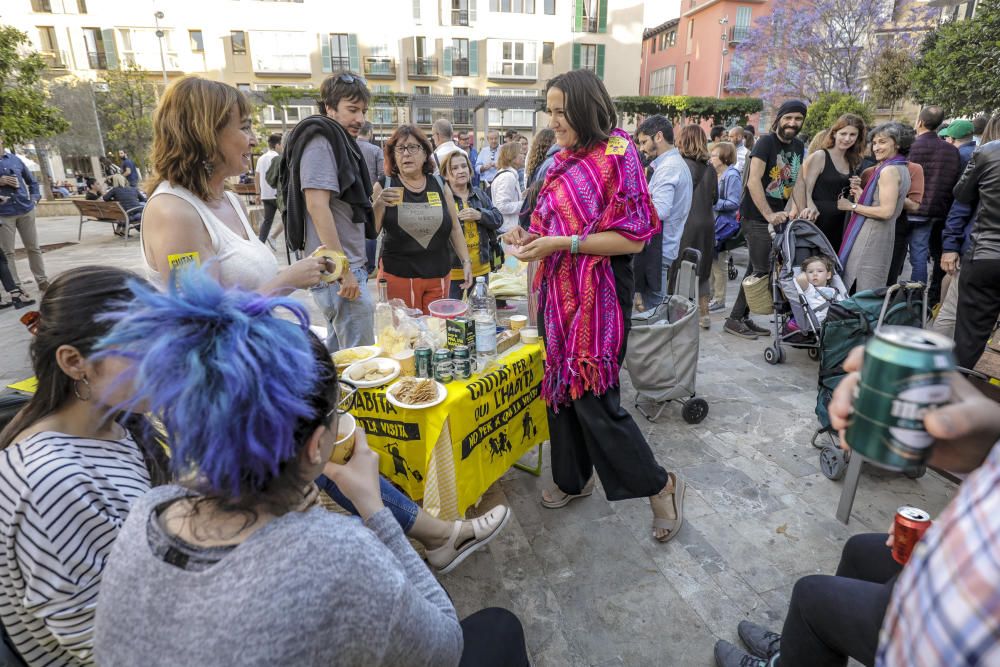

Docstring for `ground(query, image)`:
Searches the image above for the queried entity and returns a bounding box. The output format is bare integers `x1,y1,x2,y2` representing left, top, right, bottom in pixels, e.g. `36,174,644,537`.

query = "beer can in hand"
892,506,932,565
845,326,954,471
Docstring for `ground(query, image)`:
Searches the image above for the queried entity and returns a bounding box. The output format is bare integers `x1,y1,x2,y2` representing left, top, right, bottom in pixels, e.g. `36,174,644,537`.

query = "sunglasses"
337,72,367,86
839,187,855,202
20,311,39,336
324,382,357,424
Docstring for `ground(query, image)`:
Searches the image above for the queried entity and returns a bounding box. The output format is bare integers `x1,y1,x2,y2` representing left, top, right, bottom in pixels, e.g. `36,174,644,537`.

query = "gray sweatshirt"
93,485,463,666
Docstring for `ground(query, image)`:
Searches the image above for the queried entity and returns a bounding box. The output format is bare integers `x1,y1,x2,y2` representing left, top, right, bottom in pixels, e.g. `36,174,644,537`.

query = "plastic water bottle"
471,277,497,370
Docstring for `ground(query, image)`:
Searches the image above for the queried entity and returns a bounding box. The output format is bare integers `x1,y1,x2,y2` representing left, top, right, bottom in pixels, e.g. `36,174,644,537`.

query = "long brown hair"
982,113,1000,144
0,267,169,485
822,114,867,170
525,129,556,183
677,124,710,162
146,76,252,201
546,69,617,151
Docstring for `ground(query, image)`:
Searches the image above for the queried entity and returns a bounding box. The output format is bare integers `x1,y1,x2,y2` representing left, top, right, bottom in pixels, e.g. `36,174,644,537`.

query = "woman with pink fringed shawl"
504,70,687,543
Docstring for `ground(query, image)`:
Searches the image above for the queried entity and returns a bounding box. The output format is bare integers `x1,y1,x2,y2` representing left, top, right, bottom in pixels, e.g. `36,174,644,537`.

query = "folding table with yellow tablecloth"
347,343,548,520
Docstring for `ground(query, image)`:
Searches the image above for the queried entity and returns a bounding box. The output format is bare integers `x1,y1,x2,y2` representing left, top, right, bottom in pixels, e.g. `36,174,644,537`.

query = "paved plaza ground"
0,216,958,666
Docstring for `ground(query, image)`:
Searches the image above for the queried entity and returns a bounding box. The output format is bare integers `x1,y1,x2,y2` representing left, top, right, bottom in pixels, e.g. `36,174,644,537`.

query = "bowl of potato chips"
332,346,381,371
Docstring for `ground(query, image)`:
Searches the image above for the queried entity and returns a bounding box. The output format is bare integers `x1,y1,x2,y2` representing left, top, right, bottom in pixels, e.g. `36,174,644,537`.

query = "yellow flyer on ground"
348,345,548,515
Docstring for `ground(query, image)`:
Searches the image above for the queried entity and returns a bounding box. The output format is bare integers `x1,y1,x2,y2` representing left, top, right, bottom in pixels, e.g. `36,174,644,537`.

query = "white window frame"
487,39,538,79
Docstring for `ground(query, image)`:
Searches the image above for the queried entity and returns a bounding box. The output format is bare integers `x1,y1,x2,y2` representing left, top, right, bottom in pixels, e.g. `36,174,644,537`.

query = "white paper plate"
343,358,401,388
332,345,381,370
385,379,448,410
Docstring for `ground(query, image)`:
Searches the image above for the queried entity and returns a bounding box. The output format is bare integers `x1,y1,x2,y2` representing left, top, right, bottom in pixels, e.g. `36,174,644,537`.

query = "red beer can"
892,506,932,565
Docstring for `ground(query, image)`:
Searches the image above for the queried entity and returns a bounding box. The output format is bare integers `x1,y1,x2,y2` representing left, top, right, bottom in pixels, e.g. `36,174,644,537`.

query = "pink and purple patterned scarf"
529,129,659,409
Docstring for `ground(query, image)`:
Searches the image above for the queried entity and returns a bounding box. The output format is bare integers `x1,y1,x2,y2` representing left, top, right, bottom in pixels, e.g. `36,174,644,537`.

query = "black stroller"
763,219,848,365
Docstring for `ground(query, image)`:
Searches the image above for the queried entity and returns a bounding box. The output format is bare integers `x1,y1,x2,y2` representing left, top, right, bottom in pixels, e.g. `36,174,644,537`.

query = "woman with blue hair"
92,269,528,666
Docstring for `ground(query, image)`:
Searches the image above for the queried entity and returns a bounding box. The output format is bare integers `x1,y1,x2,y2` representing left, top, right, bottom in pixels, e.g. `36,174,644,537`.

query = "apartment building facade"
8,0,644,172
639,0,768,102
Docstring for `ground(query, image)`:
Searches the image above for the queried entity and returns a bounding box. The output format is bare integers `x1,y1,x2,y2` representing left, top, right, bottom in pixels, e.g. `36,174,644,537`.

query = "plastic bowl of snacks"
344,357,401,389
428,299,469,320
385,377,448,410
332,345,381,371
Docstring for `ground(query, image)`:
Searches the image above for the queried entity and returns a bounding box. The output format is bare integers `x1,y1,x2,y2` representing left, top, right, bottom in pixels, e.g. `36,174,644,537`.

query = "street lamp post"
717,16,729,98
153,11,168,86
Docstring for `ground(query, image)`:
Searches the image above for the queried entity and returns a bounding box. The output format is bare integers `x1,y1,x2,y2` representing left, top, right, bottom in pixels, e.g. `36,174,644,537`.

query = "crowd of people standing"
0,62,998,667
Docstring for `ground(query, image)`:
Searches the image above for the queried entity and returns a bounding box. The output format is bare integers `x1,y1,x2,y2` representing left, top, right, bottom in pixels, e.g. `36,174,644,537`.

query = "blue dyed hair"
97,267,337,503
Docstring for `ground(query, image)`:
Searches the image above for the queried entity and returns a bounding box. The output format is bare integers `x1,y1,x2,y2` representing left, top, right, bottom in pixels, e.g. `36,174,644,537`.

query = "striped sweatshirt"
0,431,151,666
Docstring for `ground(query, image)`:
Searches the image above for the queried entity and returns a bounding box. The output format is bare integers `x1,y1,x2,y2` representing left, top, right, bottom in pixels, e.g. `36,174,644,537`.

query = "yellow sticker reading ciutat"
426,191,442,207
605,136,629,156
167,252,201,270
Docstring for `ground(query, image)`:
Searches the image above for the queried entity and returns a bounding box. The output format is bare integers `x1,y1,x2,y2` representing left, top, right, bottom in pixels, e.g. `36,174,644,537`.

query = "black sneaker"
11,290,35,309
724,318,759,340
714,640,769,667
738,620,781,659
743,318,772,336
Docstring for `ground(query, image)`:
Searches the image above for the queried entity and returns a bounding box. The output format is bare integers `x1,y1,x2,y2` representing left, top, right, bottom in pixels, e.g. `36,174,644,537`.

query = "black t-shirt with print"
379,174,453,278
740,133,805,221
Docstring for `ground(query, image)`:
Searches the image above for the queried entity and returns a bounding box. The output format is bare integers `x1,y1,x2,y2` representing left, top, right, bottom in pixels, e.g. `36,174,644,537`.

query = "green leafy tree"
910,0,1000,115
867,47,915,119
0,26,68,197
614,96,764,125
801,92,874,138
261,86,320,133
96,61,156,167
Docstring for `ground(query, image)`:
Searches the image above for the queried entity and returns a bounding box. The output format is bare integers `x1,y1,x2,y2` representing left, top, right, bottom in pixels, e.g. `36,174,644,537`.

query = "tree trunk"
34,142,54,200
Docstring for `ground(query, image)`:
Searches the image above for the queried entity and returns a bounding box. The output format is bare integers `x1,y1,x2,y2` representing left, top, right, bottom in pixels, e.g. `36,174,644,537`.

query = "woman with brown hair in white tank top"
140,77,325,292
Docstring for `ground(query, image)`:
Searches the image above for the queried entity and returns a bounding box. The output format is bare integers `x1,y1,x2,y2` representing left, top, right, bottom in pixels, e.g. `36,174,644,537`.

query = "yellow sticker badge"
167,252,201,270
426,191,442,207
605,136,629,156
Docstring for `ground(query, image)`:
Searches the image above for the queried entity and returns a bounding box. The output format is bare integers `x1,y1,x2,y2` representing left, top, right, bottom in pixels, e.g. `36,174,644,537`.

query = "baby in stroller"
794,255,846,325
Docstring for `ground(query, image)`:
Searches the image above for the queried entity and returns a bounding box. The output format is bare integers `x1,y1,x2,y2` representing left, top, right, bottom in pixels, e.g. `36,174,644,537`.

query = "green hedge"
614,96,764,124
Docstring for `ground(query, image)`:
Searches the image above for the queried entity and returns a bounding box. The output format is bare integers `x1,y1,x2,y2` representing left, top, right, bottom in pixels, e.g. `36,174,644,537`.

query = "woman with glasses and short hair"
371,125,472,313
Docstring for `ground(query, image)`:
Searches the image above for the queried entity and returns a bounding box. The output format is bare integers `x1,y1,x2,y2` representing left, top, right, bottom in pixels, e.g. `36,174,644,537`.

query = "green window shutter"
598,0,608,33
321,33,332,72
469,39,479,76
101,28,118,69
470,0,477,22
574,0,584,32
572,43,580,70
596,44,605,78
443,46,453,76
348,33,360,72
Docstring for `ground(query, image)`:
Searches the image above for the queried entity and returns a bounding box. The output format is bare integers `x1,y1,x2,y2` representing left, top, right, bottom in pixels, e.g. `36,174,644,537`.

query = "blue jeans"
311,267,375,353
639,258,672,311
315,474,418,532
907,217,932,284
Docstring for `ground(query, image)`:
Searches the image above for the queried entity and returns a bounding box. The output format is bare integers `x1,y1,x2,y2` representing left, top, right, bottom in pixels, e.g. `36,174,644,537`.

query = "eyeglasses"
20,311,39,336
324,382,358,424
336,72,367,86
393,144,424,156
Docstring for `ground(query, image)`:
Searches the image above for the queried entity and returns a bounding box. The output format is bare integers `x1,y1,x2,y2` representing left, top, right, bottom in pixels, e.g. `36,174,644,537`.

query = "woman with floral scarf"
505,70,686,543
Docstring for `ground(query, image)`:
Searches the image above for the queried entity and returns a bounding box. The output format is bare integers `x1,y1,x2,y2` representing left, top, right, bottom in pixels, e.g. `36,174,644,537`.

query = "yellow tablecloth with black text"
348,343,548,519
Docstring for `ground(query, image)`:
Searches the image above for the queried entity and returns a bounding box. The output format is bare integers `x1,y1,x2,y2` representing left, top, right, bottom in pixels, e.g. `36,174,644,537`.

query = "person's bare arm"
512,230,642,261
442,185,472,288
303,188,359,299
142,194,220,280
838,169,900,221
794,151,824,219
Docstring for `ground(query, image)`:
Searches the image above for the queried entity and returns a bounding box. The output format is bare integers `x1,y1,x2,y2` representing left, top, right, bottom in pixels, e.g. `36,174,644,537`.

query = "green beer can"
846,326,955,471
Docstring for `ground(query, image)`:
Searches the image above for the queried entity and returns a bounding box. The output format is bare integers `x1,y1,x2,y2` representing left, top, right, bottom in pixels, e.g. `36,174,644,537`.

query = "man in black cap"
724,99,807,339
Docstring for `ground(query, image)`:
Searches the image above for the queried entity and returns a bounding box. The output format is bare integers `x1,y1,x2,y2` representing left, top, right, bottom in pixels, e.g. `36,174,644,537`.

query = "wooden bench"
72,200,143,244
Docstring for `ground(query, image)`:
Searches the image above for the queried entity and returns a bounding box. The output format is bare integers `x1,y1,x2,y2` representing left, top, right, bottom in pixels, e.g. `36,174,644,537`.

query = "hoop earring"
73,377,92,401
202,160,215,176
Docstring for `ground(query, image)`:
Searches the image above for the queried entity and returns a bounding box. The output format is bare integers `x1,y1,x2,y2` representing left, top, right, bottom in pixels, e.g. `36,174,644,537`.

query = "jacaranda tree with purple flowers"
732,0,937,107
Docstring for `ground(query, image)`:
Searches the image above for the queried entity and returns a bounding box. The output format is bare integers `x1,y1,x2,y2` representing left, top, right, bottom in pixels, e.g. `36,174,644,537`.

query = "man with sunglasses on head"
283,71,376,353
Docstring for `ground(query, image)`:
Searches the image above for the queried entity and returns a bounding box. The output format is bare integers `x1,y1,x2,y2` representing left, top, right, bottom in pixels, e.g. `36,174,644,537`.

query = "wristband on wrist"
570,234,580,255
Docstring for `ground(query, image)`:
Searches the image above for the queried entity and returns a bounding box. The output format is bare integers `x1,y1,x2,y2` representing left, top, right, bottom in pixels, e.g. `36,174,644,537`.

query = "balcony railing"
452,9,469,25
452,58,470,76
407,57,439,78
583,16,598,32
328,55,350,71
729,25,751,43
487,62,538,80
87,51,108,69
724,71,749,90
364,57,396,78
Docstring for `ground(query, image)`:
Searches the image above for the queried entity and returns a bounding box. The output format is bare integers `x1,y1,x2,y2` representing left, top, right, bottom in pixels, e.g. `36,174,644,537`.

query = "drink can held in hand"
845,326,954,471
892,506,931,565
415,347,433,379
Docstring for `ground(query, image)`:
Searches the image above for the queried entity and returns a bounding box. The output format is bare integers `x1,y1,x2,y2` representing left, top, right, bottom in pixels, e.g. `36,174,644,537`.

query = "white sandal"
425,505,511,574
